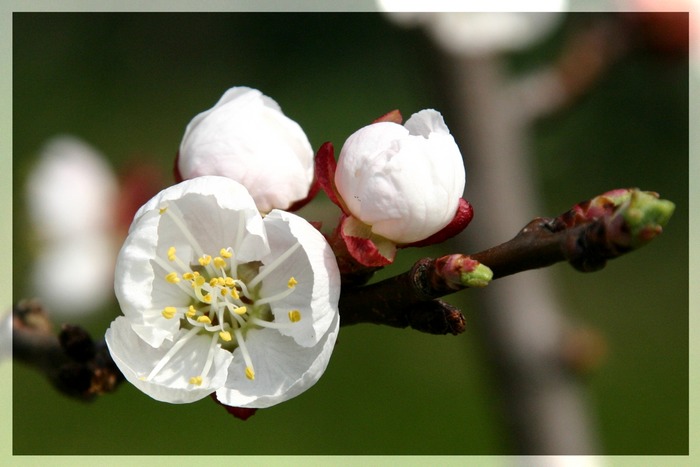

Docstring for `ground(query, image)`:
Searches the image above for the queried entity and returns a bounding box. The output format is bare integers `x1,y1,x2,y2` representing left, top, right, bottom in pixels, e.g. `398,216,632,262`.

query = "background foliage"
12,13,687,454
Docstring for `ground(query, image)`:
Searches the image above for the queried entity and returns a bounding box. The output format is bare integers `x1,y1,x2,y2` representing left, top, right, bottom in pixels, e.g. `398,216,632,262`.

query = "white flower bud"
334,109,465,244
178,87,314,213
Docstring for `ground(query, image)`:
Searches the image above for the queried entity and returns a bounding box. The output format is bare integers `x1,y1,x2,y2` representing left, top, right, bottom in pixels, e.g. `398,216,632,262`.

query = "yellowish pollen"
167,246,177,261
183,272,195,281
213,257,227,269
220,248,233,258
199,254,212,266
197,315,212,324
162,307,177,319
209,277,220,287
245,367,255,380
194,276,206,287
186,305,196,318
288,277,298,288
221,288,229,297
234,306,247,315
165,272,180,284
288,310,301,323
202,294,212,304
224,277,235,287
189,376,203,386
230,287,240,300
219,330,232,342
159,207,167,215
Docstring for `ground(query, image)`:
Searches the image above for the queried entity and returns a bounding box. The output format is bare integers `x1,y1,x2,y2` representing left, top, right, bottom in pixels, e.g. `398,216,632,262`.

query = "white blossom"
105,176,340,408
178,87,315,213
334,109,465,244
377,3,566,56
25,136,119,316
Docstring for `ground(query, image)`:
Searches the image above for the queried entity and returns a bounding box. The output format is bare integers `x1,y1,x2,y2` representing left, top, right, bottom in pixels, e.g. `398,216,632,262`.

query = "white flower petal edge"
216,311,339,409
259,209,340,347
335,109,465,244
178,87,314,213
106,176,340,407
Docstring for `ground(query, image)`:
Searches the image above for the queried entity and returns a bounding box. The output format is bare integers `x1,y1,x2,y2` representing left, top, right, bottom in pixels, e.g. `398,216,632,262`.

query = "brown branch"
12,299,123,401
339,188,674,330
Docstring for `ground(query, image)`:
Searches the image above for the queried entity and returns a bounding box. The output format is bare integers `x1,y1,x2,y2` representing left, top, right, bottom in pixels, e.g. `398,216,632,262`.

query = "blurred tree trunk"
445,53,601,455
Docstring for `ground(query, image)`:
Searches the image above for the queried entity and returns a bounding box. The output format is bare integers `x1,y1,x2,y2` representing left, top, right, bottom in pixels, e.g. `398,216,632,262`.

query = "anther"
189,376,203,386
165,272,180,284
245,367,255,381
162,307,177,319
288,310,301,322
219,330,232,342
197,315,212,324
288,277,298,288
199,254,212,266
220,248,233,258
167,246,177,261
214,257,227,269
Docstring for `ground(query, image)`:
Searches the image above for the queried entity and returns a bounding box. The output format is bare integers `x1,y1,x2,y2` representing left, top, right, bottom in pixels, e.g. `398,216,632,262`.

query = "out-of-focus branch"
12,299,123,401
508,17,631,122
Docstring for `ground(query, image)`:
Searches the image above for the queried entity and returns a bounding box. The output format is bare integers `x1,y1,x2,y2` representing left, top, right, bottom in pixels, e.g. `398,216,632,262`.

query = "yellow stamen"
194,276,206,287
224,277,235,287
213,257,227,269
288,310,301,323
288,277,298,288
162,307,177,319
186,305,196,318
245,367,255,380
159,207,167,215
234,306,247,315
199,254,212,266
197,315,211,324
219,330,232,342
189,376,203,386
202,294,212,304
220,248,233,258
165,272,180,284
167,246,176,261
221,288,229,297
183,272,195,281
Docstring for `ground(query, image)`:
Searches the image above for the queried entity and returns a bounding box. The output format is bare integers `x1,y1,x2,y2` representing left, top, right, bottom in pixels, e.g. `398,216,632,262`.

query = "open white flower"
177,87,315,213
105,176,340,408
334,109,465,244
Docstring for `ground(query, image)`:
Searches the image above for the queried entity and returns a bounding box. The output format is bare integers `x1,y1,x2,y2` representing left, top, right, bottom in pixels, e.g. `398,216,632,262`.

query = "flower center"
146,203,302,387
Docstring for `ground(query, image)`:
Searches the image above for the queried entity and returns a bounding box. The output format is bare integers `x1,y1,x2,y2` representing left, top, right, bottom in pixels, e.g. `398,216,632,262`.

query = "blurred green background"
12,13,687,455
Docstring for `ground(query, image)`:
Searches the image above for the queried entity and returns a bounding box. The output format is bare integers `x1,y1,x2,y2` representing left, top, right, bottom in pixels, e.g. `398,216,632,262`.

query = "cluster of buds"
105,87,475,414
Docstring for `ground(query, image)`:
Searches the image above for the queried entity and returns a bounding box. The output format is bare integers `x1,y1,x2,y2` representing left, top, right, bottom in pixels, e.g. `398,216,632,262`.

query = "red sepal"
173,151,183,183
373,109,403,124
339,215,395,267
210,393,258,421
403,198,474,248
314,142,349,214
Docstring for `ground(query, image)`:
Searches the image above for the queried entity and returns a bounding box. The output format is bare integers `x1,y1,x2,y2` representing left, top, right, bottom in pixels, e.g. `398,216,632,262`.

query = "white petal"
215,310,339,408
178,87,314,213
106,316,232,404
403,108,450,137
259,210,340,347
